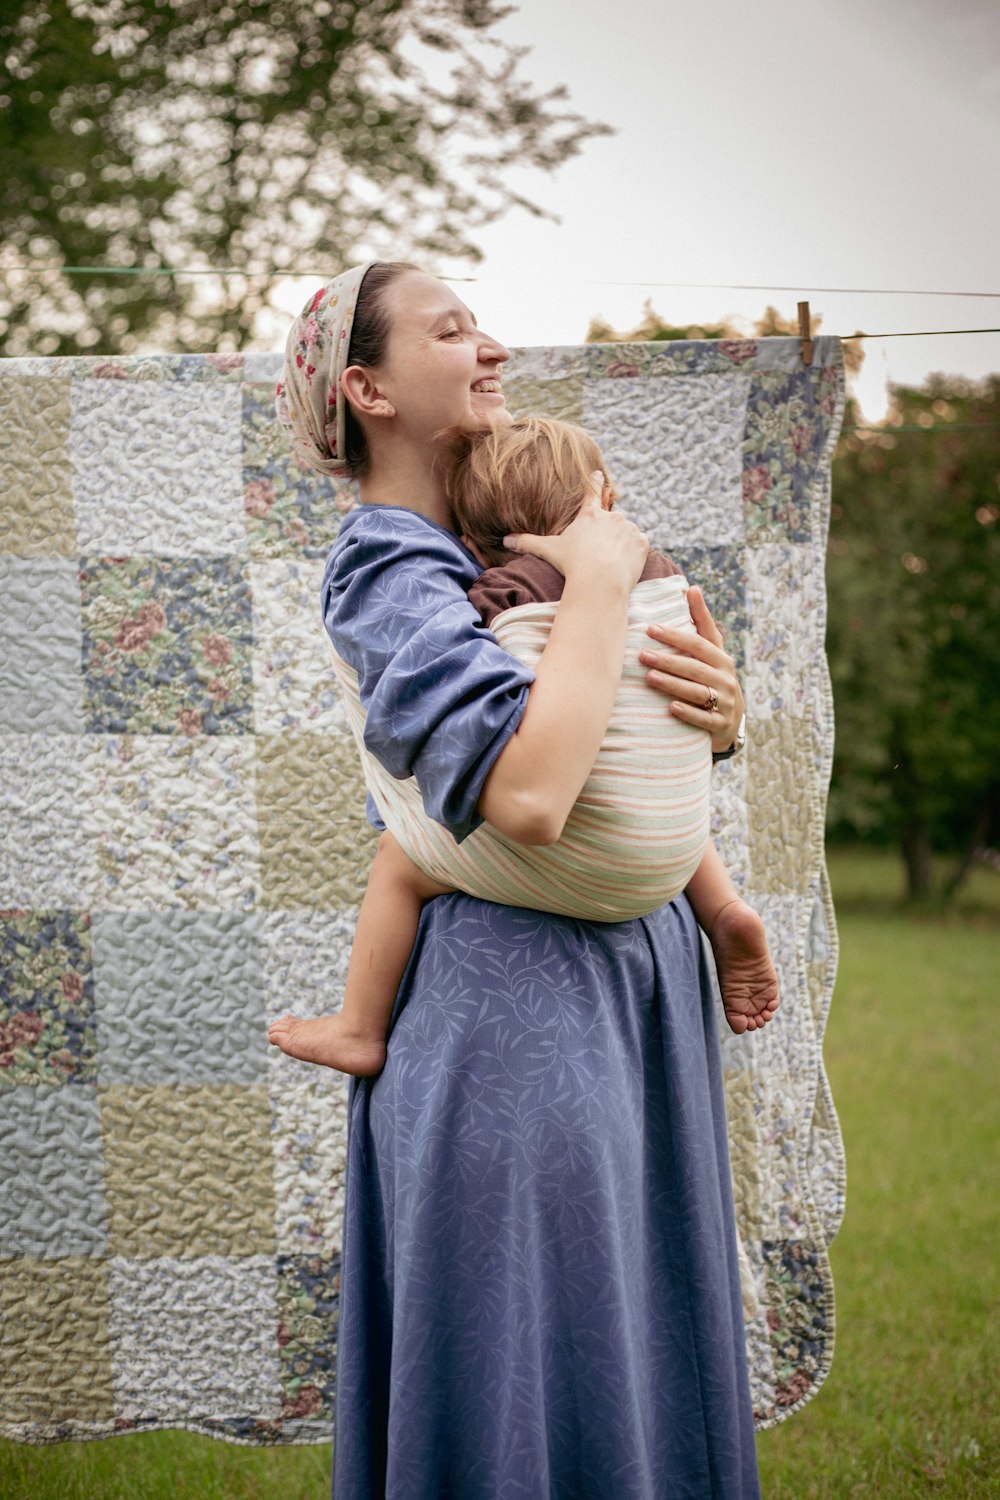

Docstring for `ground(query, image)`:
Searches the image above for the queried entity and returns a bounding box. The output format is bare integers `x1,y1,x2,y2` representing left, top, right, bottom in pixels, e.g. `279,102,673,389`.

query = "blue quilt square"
92,910,267,1085
0,1084,108,1256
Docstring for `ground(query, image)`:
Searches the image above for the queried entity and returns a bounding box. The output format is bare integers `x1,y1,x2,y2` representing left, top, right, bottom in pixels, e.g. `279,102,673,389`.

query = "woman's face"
373,271,512,445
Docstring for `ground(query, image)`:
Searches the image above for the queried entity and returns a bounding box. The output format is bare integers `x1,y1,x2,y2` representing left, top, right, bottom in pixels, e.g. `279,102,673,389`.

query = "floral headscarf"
275,261,374,478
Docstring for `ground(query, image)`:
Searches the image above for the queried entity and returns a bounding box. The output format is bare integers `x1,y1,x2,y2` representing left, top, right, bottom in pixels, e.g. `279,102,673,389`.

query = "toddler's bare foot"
268,1013,387,1077
709,900,780,1035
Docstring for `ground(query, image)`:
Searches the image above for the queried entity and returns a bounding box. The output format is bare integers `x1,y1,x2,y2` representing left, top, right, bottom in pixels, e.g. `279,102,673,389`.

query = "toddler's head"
447,417,618,567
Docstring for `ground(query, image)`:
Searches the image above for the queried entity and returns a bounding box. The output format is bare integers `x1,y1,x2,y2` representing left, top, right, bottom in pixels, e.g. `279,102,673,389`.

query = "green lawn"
3,847,998,1499
756,848,1000,1499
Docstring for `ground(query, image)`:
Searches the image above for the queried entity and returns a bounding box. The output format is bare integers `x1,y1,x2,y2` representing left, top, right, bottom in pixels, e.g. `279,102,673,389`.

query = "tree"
826,376,1000,901
0,0,609,355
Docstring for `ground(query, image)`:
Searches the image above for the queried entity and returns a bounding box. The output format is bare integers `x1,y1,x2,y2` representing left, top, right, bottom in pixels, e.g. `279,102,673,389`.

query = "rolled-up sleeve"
321,508,534,843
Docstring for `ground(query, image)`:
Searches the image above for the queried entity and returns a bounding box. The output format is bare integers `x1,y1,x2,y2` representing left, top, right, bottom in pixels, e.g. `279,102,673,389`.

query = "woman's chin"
465,401,512,431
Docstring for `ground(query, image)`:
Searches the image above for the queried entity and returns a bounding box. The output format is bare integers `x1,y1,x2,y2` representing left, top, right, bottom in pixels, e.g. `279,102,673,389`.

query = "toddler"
270,419,779,1075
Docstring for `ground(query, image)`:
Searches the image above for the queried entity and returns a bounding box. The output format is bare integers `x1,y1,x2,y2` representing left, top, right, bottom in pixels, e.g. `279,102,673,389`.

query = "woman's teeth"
472,380,502,393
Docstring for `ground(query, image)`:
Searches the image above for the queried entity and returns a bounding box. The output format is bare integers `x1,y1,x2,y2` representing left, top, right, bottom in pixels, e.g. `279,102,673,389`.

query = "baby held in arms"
269,418,779,1077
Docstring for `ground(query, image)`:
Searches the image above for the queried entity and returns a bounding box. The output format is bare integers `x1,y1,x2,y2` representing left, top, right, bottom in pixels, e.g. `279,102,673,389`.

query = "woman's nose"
478,331,511,365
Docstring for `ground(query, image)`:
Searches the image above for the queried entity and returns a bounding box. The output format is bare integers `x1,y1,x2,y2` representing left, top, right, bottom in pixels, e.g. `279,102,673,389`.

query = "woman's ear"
341,366,395,419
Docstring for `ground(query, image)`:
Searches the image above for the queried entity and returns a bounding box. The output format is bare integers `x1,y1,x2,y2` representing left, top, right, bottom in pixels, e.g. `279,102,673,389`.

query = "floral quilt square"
708,755,750,891
0,557,84,734
99,1084,275,1257
71,380,245,555
758,1239,831,1418
260,909,357,1018
745,543,821,719
0,909,96,1087
250,559,347,734
270,1066,350,1256
83,734,259,910
0,1084,108,1255
242,383,357,559
0,372,76,556
92,910,267,1086
583,372,750,545
80,555,254,735
276,1252,340,1425
107,1255,280,1425
661,542,748,677
742,367,840,546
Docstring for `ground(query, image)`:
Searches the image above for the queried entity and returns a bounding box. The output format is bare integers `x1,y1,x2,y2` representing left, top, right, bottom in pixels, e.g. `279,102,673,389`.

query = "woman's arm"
323,501,646,850
477,497,649,845
639,585,745,754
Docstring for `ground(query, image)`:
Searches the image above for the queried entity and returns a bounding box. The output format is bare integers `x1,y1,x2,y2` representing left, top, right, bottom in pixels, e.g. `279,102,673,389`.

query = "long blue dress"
322,506,761,1500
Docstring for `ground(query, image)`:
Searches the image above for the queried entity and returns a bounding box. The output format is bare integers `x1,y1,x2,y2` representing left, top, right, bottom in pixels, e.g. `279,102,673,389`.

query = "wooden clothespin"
797,300,813,366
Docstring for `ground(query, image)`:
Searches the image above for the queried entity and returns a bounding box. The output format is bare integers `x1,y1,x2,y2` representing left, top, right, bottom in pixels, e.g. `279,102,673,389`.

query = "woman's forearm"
477,566,631,845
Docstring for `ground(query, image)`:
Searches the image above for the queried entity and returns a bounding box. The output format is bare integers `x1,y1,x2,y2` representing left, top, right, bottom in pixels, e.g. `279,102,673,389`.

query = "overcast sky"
271,0,1000,420
280,0,1000,420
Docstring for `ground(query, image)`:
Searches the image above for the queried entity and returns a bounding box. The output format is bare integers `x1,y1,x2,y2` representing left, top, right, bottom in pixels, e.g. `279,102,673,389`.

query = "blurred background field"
2,844,997,1499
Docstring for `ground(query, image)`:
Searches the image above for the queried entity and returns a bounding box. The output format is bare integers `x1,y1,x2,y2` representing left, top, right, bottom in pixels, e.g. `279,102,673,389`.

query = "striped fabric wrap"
329,573,712,922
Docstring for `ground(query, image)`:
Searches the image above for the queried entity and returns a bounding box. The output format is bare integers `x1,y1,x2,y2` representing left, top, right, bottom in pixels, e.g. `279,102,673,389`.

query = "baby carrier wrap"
329,573,712,922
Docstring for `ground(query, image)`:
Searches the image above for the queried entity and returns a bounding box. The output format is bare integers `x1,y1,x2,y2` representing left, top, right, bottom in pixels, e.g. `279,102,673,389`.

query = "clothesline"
6,265,1000,300
2,263,1000,342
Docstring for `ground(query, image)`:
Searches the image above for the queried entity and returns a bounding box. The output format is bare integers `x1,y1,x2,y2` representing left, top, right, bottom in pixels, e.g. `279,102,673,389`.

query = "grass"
3,847,998,1498
755,847,1000,1499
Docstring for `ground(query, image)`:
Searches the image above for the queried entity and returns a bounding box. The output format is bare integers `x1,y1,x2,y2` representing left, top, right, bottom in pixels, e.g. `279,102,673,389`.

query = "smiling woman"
339,269,513,497
273,261,758,1500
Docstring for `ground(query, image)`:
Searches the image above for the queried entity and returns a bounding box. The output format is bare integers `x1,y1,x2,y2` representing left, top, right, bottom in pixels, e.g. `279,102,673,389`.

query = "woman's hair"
447,417,618,566
343,260,419,477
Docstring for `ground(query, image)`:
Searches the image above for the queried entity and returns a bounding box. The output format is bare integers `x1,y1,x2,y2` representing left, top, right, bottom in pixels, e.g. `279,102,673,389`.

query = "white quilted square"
0,734,96,906
71,382,244,555
250,559,348,734
107,1255,280,1422
0,557,84,734
582,374,750,545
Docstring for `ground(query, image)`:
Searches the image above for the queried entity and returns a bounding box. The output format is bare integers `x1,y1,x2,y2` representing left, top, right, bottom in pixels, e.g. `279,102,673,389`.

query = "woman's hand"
639,585,745,754
504,474,649,593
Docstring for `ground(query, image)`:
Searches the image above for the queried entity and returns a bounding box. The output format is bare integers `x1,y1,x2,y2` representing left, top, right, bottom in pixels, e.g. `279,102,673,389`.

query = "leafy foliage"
827,377,1000,898
0,0,609,354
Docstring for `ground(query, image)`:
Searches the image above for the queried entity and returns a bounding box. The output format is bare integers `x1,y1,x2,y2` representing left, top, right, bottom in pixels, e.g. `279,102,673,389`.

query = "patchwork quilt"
0,335,846,1443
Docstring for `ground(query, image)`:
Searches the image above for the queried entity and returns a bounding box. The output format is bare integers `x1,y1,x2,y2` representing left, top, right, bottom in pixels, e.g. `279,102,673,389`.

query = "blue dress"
323,506,761,1500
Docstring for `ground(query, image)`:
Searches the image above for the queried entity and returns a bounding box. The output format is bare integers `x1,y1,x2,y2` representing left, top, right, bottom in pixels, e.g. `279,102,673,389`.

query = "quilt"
0,334,846,1443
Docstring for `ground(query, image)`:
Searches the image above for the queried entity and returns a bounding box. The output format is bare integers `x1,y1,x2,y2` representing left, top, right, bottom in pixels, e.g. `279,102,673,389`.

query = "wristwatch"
712,712,746,763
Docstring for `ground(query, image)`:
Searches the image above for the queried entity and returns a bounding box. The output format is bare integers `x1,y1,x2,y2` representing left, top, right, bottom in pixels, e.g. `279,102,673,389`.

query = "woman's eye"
440,328,461,340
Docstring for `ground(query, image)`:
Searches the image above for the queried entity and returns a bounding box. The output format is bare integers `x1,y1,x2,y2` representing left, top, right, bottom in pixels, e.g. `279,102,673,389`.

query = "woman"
277,261,761,1499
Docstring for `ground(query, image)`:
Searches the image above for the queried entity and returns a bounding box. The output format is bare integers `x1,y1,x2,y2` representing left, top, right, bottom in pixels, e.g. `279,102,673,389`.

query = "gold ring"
706,687,719,713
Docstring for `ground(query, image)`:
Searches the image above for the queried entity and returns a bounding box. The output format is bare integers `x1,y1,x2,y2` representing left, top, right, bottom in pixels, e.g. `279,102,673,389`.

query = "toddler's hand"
504,482,648,590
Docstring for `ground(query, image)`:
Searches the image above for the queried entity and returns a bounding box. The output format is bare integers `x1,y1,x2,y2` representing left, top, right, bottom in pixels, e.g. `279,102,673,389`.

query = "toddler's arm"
684,842,780,1035
268,832,452,1076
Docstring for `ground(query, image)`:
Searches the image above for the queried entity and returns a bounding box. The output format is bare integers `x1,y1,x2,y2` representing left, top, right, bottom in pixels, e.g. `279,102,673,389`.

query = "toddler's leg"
268,832,452,1075
684,843,780,1035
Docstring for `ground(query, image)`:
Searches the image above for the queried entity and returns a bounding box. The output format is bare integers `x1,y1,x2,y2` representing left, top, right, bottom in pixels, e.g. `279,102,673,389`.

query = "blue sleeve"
321,507,534,843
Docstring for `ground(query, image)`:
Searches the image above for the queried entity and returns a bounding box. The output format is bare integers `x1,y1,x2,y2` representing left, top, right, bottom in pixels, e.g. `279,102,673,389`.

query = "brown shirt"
468,548,682,627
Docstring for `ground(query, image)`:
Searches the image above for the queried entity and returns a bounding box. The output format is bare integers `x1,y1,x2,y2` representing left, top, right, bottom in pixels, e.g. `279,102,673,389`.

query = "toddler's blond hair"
447,417,618,567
